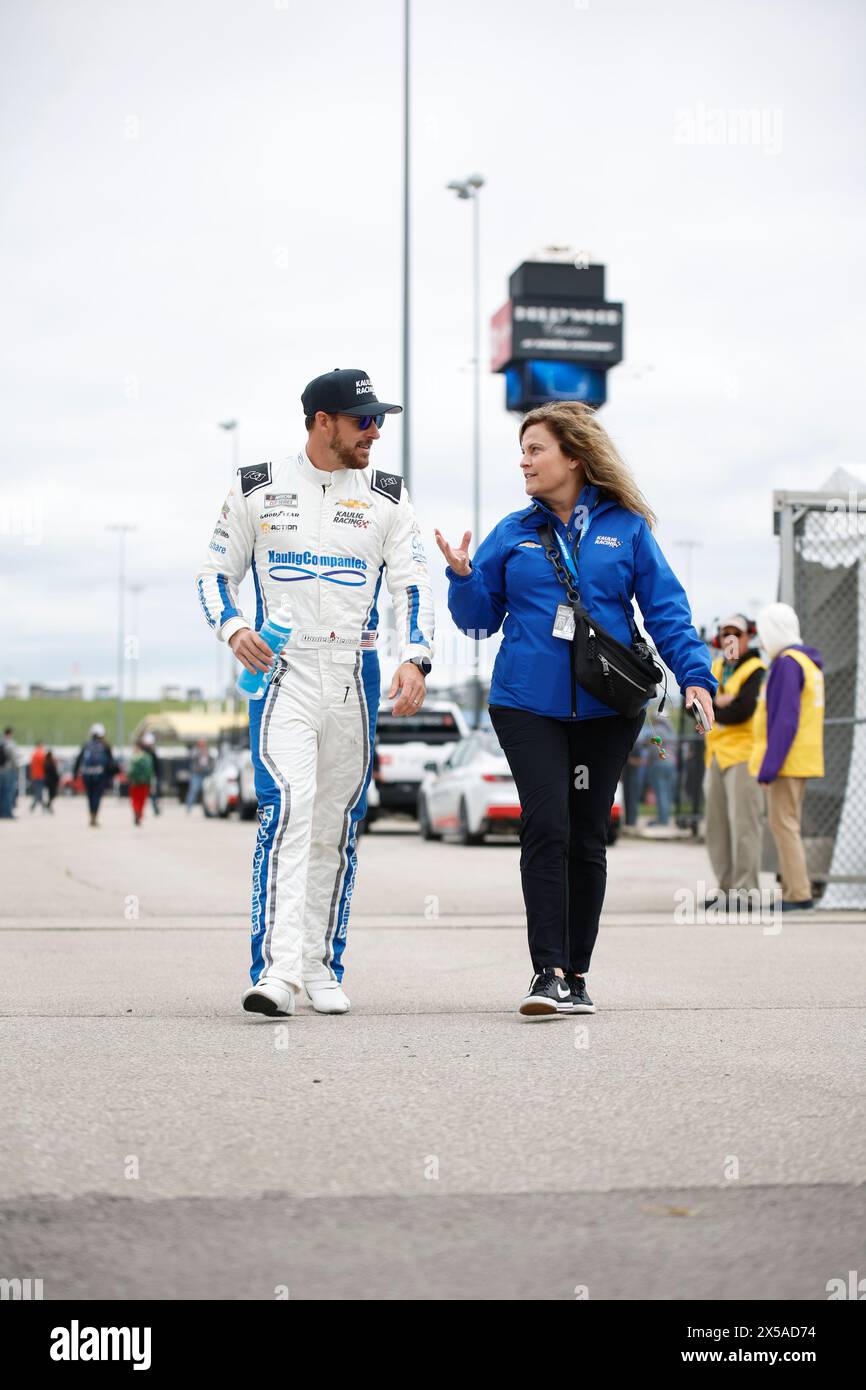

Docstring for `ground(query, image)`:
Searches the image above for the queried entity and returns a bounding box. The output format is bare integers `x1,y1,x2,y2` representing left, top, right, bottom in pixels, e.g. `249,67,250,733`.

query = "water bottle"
236,606,293,700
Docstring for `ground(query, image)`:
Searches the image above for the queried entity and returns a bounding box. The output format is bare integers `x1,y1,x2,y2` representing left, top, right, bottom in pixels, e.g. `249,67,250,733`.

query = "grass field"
0,698,195,746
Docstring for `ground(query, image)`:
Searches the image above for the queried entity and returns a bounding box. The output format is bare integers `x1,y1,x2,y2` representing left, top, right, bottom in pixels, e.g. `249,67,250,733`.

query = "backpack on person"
80,740,109,778
128,751,155,787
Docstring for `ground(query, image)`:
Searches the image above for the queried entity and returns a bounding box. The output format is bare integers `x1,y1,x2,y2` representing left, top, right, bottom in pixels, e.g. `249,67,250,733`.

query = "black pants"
84,778,104,816
490,704,645,974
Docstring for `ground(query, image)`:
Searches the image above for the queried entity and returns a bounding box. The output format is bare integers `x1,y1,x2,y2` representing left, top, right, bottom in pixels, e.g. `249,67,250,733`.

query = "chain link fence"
777,487,866,906
657,484,866,908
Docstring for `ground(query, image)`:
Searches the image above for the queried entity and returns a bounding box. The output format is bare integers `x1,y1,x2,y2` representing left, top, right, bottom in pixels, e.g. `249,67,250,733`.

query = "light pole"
217,421,239,704
218,419,239,479
107,524,138,753
447,172,485,726
674,539,703,597
127,582,144,701
401,0,411,488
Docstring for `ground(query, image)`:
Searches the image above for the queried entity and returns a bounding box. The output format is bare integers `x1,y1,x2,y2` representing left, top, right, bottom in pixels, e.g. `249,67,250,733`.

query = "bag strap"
619,592,669,713
541,520,670,714
537,521,583,609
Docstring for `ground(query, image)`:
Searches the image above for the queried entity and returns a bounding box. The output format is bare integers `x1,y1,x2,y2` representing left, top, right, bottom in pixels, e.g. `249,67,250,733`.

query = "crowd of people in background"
0,595,826,911
0,723,204,829
1,728,60,818
0,724,186,826
27,741,60,812
629,602,825,911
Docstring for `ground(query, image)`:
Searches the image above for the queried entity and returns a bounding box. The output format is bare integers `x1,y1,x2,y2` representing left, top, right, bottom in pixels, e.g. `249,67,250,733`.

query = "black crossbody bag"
537,521,667,718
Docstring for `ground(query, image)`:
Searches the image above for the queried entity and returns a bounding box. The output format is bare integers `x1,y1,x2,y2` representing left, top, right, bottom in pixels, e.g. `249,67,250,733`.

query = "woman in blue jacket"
435,401,716,1018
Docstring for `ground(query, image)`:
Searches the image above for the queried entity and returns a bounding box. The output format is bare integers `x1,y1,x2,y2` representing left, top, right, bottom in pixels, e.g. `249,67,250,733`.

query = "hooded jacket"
749,604,825,782
447,483,716,720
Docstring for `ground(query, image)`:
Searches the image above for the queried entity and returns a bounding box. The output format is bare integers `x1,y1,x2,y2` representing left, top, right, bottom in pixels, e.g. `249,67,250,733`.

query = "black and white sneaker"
563,972,596,1014
518,968,573,1017
702,890,727,910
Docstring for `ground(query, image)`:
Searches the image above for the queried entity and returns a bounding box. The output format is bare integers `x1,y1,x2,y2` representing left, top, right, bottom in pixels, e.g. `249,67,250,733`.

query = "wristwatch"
409,655,432,676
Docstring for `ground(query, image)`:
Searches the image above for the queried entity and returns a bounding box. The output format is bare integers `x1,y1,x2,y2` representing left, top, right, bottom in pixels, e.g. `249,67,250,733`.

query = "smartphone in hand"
688,698,711,734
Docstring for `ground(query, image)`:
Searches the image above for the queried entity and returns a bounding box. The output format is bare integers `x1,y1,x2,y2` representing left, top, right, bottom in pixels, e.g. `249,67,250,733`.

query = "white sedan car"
417,732,520,845
417,731,625,846
202,748,257,820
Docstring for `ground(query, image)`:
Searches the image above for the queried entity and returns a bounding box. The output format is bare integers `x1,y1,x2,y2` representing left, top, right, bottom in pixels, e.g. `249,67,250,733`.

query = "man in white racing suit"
196,368,434,1018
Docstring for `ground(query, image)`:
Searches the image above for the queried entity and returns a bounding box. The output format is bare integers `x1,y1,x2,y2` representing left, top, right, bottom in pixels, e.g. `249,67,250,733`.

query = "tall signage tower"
490,251,624,410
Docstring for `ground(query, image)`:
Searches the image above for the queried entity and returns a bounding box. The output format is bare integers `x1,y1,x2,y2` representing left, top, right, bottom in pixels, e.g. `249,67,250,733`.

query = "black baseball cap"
301,368,402,420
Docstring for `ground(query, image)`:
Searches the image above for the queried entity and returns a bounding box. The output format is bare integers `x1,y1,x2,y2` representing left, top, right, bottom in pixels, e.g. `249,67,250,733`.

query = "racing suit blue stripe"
197,578,216,629
365,563,384,631
326,649,381,981
406,584,427,646
216,574,239,629
248,673,288,983
251,553,264,630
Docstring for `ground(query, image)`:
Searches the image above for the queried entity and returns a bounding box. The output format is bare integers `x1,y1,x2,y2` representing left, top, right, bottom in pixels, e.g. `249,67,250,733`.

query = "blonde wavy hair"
519,401,656,530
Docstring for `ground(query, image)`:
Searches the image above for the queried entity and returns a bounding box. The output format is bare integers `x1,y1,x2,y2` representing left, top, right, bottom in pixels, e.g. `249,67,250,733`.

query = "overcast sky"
2,0,865,698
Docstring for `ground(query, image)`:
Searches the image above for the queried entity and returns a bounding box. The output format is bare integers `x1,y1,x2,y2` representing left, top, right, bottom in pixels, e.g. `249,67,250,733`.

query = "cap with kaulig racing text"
301,368,402,419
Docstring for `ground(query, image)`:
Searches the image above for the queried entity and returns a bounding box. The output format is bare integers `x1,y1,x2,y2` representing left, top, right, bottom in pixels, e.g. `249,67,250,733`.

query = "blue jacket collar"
519,482,609,527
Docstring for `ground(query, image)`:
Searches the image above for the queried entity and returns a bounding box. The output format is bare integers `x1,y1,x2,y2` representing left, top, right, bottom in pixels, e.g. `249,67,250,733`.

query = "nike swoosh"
556,986,571,999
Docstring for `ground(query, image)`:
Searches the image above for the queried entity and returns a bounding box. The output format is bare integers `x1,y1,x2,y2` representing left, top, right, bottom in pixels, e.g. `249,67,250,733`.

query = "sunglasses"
351,413,385,431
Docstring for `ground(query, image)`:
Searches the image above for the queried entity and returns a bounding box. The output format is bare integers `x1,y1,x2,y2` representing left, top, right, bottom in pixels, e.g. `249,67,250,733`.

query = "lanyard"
553,513,587,586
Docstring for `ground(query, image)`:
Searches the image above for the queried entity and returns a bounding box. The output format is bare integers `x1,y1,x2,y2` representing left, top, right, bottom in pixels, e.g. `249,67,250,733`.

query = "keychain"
646,714,668,760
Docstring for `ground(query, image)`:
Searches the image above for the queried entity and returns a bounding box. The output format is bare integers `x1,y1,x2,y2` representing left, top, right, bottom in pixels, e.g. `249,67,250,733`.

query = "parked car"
608,780,623,845
418,732,625,846
417,731,520,845
202,748,257,819
374,701,469,819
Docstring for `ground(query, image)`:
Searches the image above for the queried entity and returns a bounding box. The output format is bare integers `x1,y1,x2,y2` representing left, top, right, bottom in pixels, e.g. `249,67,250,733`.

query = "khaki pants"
765,776,812,902
704,757,763,892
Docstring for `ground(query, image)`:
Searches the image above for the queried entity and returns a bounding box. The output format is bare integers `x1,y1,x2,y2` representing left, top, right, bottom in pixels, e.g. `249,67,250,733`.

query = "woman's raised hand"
434,529,472,576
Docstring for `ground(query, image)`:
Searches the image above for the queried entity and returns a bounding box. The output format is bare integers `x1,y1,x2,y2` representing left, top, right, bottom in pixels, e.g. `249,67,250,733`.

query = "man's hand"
229,628,277,675
389,662,426,717
714,692,734,708
434,529,472,576
685,685,715,733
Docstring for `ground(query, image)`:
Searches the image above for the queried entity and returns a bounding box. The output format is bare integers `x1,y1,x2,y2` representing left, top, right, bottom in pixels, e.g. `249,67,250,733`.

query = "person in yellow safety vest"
748,602,825,912
703,614,766,909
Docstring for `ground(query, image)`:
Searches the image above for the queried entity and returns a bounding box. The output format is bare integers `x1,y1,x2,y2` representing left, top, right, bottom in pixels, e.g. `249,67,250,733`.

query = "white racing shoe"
242,977,296,1018
304,979,350,1014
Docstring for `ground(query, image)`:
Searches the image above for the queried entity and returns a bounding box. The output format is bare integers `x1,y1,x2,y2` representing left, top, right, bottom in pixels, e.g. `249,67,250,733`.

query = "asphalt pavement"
1,796,863,1300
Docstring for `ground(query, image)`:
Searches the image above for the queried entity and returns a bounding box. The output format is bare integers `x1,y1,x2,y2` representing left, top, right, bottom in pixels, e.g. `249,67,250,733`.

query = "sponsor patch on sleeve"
238,462,273,497
371,469,404,504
